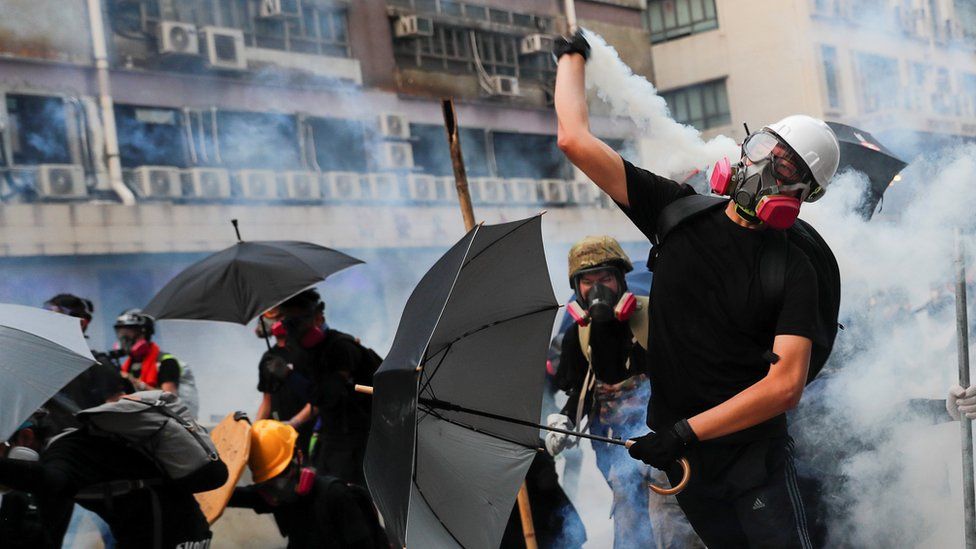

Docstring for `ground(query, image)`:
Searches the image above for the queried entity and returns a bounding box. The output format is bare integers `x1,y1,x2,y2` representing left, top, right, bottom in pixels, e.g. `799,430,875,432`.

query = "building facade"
648,0,976,159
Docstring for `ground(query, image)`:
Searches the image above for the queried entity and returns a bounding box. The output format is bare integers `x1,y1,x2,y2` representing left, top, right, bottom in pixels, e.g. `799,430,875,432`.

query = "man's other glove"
627,419,697,470
553,29,590,61
544,414,579,456
948,384,976,420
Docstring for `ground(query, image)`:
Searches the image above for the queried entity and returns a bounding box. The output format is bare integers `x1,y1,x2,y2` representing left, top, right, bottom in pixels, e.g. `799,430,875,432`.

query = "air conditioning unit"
487,75,520,97
258,0,300,19
367,173,400,200
377,114,410,140
377,142,414,170
281,171,320,201
36,164,86,199
570,181,595,205
472,177,505,204
132,166,182,198
407,173,438,201
200,26,246,71
520,34,554,55
540,179,569,204
436,176,456,202
188,168,231,199
238,170,278,199
394,15,434,38
322,171,362,200
158,21,199,56
508,178,539,204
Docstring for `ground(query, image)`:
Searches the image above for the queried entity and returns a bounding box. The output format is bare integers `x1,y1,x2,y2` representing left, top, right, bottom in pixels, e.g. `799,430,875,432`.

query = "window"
410,123,489,177
855,53,900,113
961,74,976,117
394,24,555,82
647,0,718,44
931,67,956,116
660,80,731,130
820,45,842,110
115,105,188,168
216,111,301,170
141,0,350,57
6,95,71,165
386,1,553,31
492,132,569,179
307,117,368,173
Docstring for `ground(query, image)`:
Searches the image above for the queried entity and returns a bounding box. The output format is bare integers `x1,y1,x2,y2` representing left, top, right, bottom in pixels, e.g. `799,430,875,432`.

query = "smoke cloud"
582,30,739,178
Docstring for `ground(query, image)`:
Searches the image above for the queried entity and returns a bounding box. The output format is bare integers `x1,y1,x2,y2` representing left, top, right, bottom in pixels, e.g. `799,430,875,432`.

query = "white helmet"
764,115,840,201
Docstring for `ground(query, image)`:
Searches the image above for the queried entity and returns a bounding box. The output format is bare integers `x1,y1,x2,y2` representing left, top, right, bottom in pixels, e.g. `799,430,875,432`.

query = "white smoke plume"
582,30,739,178
798,146,976,548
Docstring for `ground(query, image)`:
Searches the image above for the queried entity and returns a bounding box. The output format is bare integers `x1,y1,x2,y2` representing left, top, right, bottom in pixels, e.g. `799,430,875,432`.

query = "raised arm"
554,32,628,207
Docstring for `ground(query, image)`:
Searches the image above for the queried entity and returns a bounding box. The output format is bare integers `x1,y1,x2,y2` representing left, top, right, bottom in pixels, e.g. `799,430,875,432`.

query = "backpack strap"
760,231,789,315
649,195,728,270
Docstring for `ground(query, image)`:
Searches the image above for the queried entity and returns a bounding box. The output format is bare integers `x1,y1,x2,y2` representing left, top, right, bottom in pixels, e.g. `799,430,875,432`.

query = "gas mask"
117,335,151,361
257,460,316,506
567,270,637,327
709,131,817,230
278,314,325,349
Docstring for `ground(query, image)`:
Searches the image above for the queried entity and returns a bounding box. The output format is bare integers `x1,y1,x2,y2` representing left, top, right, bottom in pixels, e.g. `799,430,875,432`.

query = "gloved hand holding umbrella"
358,215,689,549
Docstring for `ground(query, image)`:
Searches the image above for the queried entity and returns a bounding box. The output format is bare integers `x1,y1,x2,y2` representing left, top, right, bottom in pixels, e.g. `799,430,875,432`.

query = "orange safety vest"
121,341,162,388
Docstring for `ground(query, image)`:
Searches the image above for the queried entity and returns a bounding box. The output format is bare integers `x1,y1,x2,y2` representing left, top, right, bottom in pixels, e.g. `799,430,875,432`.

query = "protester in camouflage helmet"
548,236,702,549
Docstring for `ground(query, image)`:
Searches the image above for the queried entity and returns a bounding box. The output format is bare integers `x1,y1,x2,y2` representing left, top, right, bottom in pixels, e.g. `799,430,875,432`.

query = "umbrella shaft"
419,397,628,447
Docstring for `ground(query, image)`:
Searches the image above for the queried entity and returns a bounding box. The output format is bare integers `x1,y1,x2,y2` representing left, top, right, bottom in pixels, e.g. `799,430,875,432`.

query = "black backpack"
649,194,841,383
325,329,383,386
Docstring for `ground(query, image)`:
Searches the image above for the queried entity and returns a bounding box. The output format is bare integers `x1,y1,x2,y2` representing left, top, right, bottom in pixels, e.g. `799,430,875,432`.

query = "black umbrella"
826,121,908,219
143,222,362,324
364,215,561,549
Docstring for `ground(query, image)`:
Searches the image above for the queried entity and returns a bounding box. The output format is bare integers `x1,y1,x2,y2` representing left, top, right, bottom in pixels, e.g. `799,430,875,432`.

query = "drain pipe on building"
86,0,136,205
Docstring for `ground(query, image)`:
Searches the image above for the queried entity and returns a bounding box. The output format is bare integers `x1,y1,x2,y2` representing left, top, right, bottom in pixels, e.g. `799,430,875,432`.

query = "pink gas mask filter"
709,157,802,230
567,292,637,327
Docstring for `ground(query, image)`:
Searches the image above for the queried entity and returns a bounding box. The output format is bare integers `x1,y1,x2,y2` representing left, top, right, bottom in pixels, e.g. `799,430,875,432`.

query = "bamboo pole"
956,230,976,549
442,99,476,233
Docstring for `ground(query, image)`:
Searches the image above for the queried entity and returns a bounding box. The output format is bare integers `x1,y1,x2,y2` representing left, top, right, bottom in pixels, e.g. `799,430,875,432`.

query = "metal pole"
86,0,135,205
564,0,578,32
441,99,477,232
956,229,976,549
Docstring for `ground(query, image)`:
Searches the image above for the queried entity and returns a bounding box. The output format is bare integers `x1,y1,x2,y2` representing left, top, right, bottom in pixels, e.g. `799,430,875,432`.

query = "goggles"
742,131,810,185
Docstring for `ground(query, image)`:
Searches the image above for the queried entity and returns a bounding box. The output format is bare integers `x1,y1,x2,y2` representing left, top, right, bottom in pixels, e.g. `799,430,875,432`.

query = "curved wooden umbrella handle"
648,457,691,496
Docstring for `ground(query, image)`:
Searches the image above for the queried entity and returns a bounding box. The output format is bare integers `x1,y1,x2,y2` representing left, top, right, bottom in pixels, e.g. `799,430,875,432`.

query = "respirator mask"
117,334,151,361
278,312,325,349
567,268,637,327
709,131,818,230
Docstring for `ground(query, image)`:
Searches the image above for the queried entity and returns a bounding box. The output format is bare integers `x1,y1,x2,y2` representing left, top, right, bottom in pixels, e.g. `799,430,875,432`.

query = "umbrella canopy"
826,121,908,219
0,304,96,441
143,241,362,324
365,215,559,549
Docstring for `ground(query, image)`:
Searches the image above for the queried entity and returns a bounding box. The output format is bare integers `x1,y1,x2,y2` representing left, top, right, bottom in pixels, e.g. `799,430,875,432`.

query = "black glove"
627,419,698,470
553,29,590,61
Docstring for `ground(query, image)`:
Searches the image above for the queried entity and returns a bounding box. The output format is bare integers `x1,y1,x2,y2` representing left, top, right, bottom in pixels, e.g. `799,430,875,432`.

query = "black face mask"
585,284,618,324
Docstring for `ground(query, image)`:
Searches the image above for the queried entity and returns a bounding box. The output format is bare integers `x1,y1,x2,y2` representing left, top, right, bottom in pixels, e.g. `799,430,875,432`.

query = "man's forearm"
687,375,803,441
555,54,590,143
288,403,313,428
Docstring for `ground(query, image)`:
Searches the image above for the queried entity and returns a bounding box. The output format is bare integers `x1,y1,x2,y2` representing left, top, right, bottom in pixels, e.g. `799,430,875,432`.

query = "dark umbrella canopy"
826,122,908,219
365,215,559,549
142,241,362,324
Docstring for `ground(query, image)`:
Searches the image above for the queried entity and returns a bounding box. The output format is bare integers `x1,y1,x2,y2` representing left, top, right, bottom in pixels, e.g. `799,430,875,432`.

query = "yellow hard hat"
567,235,633,286
248,420,298,483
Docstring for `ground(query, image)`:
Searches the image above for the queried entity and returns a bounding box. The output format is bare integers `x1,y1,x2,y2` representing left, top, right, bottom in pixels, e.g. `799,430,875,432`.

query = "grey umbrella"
0,304,96,441
142,239,362,325
364,215,560,549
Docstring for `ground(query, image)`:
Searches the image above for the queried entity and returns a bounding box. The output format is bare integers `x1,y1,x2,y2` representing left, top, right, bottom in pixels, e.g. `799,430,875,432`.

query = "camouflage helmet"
568,235,633,286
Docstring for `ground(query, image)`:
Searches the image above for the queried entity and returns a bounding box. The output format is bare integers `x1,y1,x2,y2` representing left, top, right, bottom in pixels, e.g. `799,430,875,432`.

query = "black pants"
313,432,368,487
666,437,814,549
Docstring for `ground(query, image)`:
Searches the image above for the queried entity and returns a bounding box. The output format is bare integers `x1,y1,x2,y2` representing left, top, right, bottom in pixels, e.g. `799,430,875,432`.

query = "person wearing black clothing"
555,30,840,547
0,428,227,548
227,419,387,549
256,345,316,453
276,289,376,485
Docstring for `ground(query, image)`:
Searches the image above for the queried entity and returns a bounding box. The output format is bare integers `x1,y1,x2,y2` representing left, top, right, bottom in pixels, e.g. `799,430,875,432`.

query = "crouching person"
0,391,227,548
227,420,388,549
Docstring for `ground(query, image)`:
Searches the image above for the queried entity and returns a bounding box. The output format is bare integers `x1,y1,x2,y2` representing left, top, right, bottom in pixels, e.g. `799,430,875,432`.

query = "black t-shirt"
619,159,824,443
0,430,221,548
257,346,315,423
555,321,647,419
294,329,373,436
